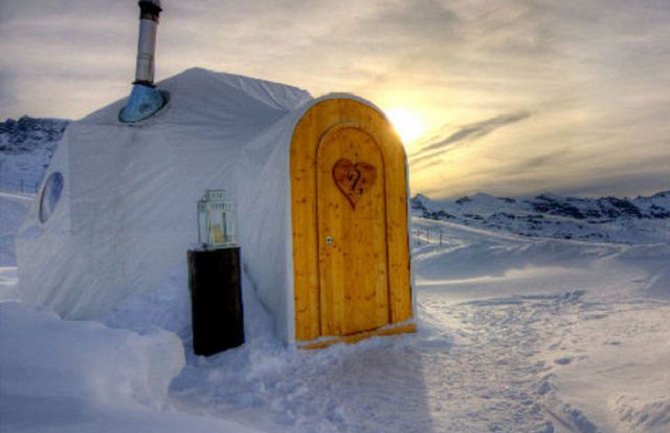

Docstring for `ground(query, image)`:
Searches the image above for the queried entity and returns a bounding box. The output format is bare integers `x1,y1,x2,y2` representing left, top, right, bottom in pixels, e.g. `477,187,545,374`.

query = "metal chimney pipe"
119,0,166,123
134,0,162,85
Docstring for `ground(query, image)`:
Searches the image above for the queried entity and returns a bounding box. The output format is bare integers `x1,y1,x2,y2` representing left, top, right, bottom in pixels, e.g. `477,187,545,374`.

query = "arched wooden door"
290,98,414,348
317,125,389,336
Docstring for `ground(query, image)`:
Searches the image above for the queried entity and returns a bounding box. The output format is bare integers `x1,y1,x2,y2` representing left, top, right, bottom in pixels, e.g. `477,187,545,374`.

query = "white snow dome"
16,68,415,347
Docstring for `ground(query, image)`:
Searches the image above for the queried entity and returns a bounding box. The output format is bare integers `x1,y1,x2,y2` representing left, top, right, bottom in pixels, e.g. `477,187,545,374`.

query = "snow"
412,217,670,433
0,303,261,433
2,198,669,432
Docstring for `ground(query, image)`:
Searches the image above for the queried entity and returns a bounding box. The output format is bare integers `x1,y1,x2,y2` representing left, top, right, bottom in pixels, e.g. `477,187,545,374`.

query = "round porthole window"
39,172,64,223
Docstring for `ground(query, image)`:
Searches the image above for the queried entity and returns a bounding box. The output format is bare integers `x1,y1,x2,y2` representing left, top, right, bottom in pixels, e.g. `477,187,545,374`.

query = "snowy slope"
412,217,670,433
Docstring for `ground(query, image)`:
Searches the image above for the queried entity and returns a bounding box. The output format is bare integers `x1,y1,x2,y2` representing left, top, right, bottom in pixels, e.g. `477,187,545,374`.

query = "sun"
385,108,426,144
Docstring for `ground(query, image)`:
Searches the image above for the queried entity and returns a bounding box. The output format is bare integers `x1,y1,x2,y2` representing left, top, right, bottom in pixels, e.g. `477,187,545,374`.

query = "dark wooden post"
187,247,244,356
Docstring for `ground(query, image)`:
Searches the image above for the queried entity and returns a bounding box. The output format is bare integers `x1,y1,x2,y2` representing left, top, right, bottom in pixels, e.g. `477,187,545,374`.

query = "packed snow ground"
1,192,669,433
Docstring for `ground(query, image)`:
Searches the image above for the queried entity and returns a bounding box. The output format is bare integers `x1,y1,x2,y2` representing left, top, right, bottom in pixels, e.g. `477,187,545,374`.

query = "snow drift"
0,302,183,406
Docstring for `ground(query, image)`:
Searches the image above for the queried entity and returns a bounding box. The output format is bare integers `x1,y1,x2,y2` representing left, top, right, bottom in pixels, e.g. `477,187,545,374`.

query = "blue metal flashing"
119,84,166,123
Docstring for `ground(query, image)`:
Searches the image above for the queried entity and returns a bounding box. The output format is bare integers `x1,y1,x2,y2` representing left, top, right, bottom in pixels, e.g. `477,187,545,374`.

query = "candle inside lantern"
197,190,237,249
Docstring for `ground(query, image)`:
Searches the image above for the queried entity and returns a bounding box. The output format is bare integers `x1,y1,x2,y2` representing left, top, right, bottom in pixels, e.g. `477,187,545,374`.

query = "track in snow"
171,288,631,433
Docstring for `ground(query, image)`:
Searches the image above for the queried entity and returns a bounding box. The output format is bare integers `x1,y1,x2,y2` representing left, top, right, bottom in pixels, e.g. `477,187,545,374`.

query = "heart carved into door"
332,158,377,208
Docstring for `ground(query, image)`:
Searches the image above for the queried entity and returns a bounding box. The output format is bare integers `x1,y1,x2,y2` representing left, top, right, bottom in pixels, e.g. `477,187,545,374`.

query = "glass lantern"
197,190,237,249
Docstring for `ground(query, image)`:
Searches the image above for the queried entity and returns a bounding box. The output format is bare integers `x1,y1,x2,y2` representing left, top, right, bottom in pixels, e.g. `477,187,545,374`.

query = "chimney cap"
139,0,162,16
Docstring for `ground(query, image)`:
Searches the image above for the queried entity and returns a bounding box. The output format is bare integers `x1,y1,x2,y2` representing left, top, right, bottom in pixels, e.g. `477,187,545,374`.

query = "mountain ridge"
2,114,667,245
0,116,69,154
412,190,670,244
0,116,70,193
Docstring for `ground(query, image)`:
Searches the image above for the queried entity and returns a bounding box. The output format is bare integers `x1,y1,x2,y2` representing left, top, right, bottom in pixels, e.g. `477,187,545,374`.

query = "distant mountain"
0,116,70,193
411,191,670,244
0,116,69,154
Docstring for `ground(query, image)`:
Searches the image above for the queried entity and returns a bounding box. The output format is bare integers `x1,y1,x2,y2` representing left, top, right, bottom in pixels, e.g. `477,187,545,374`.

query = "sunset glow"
385,108,427,145
1,1,668,199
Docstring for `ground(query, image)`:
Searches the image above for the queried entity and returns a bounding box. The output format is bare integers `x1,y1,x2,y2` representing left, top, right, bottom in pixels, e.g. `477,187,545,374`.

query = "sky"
0,0,668,199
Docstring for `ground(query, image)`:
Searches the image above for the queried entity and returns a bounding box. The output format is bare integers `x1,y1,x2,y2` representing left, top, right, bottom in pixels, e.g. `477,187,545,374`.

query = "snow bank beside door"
0,302,184,408
0,301,265,433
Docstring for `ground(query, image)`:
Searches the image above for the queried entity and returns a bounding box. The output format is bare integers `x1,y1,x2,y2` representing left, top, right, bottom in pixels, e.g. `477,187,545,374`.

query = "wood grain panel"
298,322,417,350
317,126,388,336
290,98,412,344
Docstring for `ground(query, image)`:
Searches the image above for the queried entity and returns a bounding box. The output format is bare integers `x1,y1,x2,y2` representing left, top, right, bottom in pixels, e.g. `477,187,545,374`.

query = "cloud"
413,142,670,200
0,71,16,111
411,158,444,170
410,152,445,167
549,167,670,198
411,111,531,162
0,0,668,201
